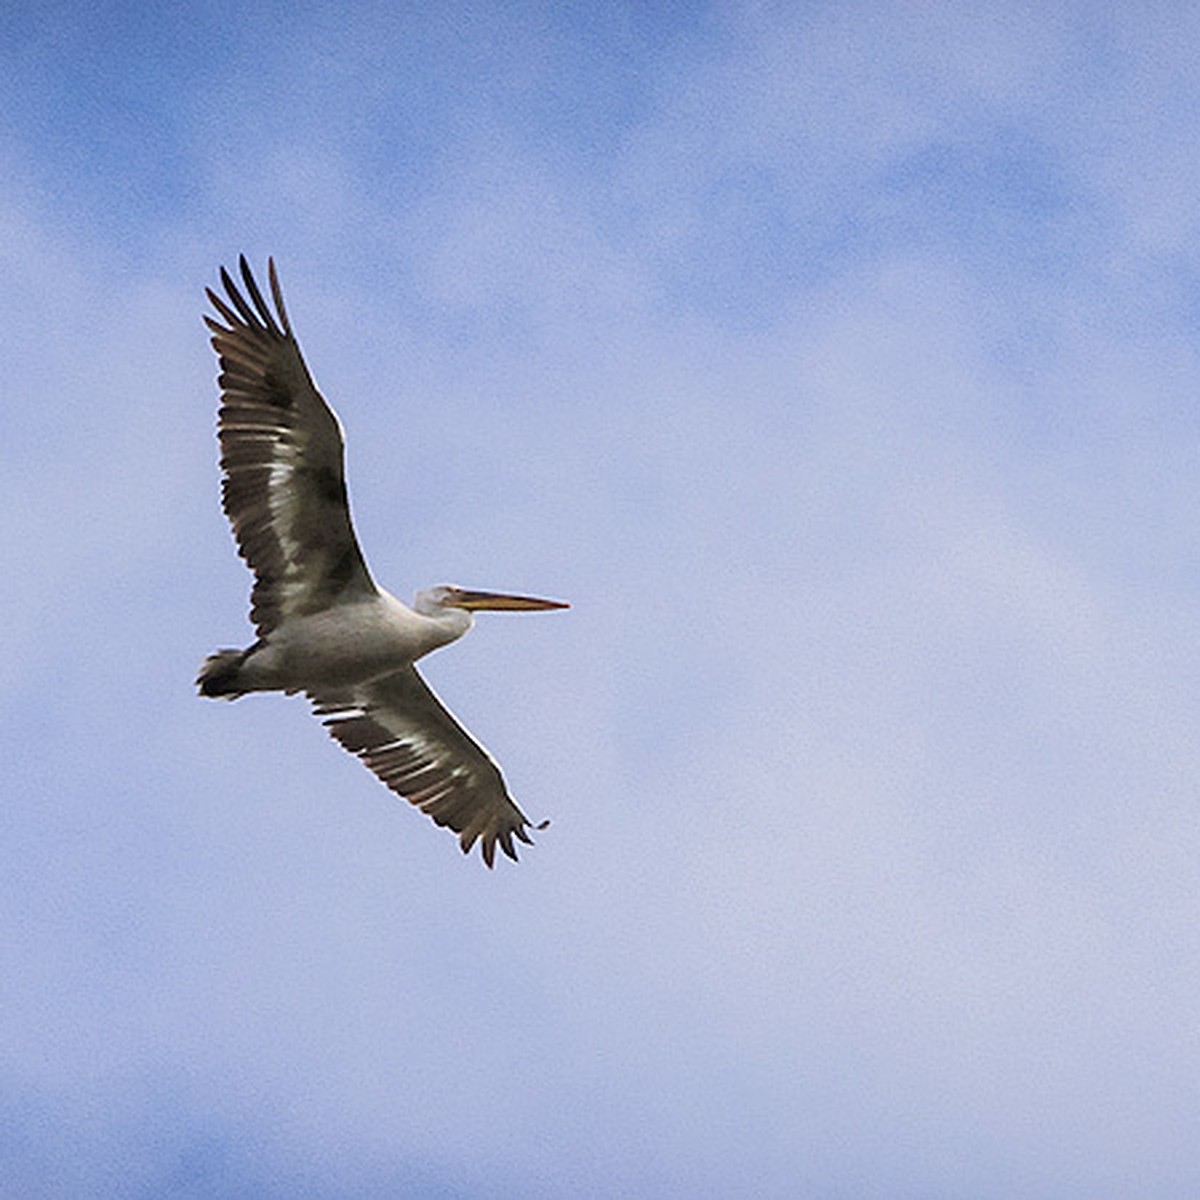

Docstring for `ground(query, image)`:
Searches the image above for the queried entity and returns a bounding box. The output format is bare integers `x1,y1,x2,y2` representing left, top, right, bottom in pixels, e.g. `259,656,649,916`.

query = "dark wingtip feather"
219,262,260,327
238,256,281,336
206,288,242,330
268,258,293,336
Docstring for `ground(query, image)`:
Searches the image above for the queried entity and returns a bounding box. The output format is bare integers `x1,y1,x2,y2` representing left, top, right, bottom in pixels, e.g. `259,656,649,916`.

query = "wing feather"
310,668,548,867
206,256,376,635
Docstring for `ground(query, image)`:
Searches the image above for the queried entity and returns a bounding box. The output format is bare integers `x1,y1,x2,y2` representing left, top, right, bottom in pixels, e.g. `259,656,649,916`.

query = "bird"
196,256,568,867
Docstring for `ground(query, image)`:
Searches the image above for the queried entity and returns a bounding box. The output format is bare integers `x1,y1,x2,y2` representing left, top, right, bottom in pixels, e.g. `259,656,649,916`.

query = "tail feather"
197,649,247,699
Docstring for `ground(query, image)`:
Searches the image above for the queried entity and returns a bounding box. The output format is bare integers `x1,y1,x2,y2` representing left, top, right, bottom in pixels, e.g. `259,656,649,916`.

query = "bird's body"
202,590,467,696
198,257,567,866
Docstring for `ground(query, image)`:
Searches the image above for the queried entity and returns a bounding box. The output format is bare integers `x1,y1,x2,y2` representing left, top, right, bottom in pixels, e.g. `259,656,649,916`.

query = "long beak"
448,587,570,612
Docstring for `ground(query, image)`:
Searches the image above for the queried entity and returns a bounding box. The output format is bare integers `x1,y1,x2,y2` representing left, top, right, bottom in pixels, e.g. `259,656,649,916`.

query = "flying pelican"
197,257,568,867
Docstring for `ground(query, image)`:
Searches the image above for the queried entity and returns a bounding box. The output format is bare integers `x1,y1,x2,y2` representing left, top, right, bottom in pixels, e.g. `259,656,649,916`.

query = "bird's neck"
415,605,474,655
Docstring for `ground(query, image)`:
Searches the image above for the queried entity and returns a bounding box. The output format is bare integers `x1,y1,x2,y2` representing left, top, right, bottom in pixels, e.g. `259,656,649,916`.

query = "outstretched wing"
310,668,548,867
205,256,376,636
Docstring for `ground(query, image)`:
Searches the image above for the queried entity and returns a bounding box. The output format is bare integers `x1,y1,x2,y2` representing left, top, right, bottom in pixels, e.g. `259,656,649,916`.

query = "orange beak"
446,587,570,612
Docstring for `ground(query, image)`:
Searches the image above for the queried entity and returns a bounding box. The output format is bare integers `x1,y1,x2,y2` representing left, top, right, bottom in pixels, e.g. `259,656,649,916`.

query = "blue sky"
4,2,1200,1195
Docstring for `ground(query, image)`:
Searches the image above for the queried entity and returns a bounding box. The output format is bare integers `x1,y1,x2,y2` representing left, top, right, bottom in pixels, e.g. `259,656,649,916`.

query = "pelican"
197,257,568,867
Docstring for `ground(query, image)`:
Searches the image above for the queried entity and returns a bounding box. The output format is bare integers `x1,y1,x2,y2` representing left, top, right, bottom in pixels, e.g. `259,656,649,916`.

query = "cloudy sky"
4,2,1200,1195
